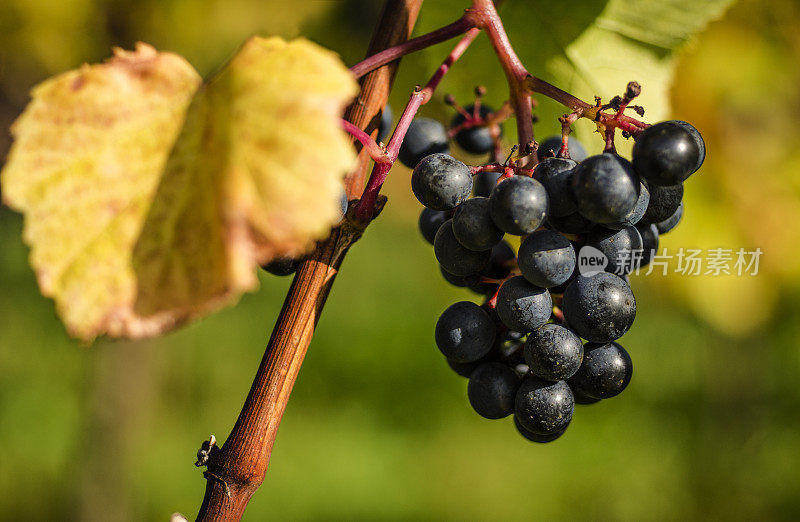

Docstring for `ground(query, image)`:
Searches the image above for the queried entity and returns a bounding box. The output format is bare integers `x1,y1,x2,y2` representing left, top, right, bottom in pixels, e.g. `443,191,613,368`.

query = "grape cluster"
410,116,704,443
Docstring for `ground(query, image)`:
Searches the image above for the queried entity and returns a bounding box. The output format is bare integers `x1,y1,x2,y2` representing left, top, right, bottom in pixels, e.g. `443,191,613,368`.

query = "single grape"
606,181,650,230
398,118,450,168
656,203,683,234
518,230,576,288
513,363,531,378
439,266,473,288
515,377,574,435
636,223,659,267
585,226,643,275
442,270,488,293
473,169,502,197
482,240,516,280
562,272,636,343
533,157,579,217
547,211,595,235
506,330,525,342
418,208,448,245
262,257,299,276
537,136,588,162
640,183,683,225
568,341,633,399
548,249,580,295
447,351,498,378
435,301,496,362
434,220,491,276
569,383,601,405
514,415,566,443
411,153,472,210
496,276,553,333
571,153,640,224
451,104,502,155
667,120,705,173
524,323,584,381
633,121,702,185
489,175,549,235
337,189,349,222
377,103,393,143
467,362,522,419
453,197,505,251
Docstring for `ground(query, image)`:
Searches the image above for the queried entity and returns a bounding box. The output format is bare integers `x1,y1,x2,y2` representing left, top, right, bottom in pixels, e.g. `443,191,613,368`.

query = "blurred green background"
2,0,800,520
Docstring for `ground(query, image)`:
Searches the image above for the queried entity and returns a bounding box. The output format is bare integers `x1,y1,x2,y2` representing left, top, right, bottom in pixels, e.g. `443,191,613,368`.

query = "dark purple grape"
473,169,502,197
377,104,393,142
482,240,516,280
439,266,472,288
435,301,496,362
524,323,583,381
606,181,649,230
533,157,578,217
562,273,636,343
548,250,580,295
467,362,522,419
518,230,576,288
656,203,683,234
447,350,498,378
411,153,472,210
547,211,595,235
585,226,643,275
434,220,491,276
337,190,349,222
571,153,640,224
640,183,683,225
398,118,449,168
452,197,505,251
569,383,601,405
568,341,633,399
514,415,566,443
667,120,705,173
262,257,299,276
496,276,552,333
636,223,659,267
418,208,448,245
537,136,588,162
633,121,702,185
451,104,501,155
489,175,549,235
515,377,574,435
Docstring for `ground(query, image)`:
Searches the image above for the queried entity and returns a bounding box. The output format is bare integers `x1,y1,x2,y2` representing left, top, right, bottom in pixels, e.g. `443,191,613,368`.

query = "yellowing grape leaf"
132,36,357,321
1,37,357,342
1,44,201,341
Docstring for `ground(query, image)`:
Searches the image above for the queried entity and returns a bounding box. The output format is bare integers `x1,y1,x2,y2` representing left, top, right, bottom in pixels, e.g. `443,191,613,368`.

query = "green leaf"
1,37,357,341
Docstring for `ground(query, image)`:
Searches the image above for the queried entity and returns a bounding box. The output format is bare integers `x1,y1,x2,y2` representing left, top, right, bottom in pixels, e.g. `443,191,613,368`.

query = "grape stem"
354,27,481,221
350,0,649,167
340,119,391,163
469,163,505,175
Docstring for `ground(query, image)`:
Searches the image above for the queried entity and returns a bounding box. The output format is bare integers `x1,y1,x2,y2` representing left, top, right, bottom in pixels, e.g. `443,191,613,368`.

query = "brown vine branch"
194,2,423,520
